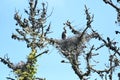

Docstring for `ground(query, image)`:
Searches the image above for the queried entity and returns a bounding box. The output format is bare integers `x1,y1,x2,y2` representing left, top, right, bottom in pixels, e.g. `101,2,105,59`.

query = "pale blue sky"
0,0,120,80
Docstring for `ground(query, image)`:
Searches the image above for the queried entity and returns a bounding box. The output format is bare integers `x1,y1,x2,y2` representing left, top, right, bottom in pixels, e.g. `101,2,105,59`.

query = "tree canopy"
1,0,120,80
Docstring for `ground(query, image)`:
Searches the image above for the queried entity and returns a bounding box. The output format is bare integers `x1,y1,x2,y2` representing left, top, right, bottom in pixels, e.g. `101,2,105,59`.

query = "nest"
54,32,95,57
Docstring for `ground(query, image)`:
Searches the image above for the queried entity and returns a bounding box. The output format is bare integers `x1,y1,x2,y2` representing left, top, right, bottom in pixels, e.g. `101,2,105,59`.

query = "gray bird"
62,27,67,40
62,31,66,40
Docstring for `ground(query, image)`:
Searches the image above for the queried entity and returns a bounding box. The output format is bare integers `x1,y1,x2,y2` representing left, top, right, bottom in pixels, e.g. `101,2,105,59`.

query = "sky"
0,0,120,80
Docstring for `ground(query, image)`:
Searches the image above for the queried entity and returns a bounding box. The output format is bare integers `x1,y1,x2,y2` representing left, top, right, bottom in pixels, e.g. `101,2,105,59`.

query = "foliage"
0,0,49,80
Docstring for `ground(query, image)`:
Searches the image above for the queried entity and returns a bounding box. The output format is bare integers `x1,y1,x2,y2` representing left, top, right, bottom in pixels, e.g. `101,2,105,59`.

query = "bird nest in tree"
53,32,96,57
